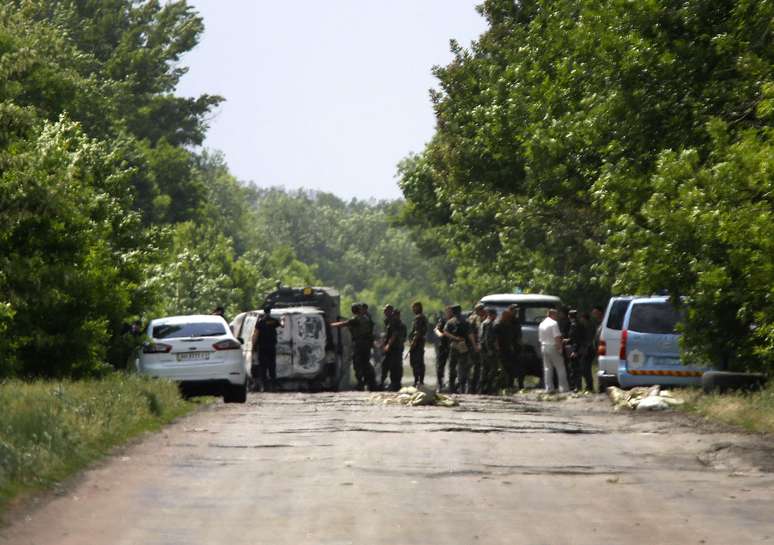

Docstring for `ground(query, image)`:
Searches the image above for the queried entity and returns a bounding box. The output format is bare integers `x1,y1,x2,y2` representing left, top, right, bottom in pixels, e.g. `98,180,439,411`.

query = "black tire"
597,374,618,394
223,381,247,403
702,371,767,394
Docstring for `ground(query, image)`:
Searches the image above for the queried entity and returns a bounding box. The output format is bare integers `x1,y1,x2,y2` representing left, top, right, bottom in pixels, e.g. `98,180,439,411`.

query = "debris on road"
607,385,685,411
534,391,594,402
369,386,458,407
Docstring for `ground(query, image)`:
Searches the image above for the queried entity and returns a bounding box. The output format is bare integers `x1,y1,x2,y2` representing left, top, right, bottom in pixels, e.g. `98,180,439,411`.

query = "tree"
399,0,774,369
0,117,146,377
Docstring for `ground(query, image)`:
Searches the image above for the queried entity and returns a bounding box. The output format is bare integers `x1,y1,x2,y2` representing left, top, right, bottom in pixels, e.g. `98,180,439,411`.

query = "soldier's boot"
449,367,458,393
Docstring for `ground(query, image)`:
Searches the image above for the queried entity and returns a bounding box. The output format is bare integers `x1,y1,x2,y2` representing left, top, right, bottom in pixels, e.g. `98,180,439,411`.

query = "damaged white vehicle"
232,304,349,391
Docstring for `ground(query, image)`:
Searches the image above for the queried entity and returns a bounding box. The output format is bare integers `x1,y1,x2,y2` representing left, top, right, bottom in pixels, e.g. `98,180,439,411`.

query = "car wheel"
224,381,247,404
702,371,767,394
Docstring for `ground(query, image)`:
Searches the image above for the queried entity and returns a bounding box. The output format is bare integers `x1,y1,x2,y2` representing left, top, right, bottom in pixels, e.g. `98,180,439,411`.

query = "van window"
522,307,554,325
606,299,631,331
486,302,558,325
628,303,682,334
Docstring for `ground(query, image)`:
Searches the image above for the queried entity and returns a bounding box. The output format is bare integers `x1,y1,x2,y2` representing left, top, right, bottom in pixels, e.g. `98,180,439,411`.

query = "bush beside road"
0,374,202,511
680,383,774,435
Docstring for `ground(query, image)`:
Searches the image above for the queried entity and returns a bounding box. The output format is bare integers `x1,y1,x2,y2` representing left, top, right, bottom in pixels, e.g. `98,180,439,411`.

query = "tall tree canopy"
0,0,222,376
399,0,774,371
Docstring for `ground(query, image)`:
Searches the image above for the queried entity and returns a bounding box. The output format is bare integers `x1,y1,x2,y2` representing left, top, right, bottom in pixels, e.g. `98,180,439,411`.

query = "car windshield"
606,299,632,331
628,303,682,334
153,322,226,339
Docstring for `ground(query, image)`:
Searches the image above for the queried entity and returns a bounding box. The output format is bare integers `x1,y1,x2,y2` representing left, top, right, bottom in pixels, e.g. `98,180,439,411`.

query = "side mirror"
237,337,244,345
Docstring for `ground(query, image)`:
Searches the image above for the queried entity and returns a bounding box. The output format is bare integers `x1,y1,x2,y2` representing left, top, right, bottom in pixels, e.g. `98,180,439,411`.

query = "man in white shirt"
538,308,569,393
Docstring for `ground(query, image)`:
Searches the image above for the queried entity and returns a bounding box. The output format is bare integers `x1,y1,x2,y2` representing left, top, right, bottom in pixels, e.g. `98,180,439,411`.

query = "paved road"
2,392,774,545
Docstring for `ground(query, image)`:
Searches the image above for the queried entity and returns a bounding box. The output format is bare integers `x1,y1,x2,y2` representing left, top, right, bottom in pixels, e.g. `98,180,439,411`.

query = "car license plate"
177,351,211,362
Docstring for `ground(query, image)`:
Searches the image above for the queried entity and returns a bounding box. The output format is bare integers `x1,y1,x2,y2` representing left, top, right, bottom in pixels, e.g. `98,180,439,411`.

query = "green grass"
0,373,204,510
680,383,774,435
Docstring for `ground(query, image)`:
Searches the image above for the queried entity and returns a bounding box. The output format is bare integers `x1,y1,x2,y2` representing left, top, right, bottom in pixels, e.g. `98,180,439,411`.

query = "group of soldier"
333,300,601,394
333,301,524,394
332,302,424,392
434,303,523,394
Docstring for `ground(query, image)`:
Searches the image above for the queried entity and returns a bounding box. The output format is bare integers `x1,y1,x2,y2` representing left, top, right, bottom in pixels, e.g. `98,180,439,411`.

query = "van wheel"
702,372,767,394
597,375,618,394
224,381,247,403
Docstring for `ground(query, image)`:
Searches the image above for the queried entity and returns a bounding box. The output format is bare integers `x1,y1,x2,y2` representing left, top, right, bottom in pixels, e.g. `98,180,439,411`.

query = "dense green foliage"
0,2,444,377
399,0,774,371
0,1,222,376
0,374,199,507
5,0,772,376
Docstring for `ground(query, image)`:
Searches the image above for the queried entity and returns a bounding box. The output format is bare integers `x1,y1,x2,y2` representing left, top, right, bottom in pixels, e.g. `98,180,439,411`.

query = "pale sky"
175,1,488,200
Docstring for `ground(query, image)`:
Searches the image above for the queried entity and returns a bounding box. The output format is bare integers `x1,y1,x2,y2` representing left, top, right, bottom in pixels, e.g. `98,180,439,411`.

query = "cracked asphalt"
2,391,774,545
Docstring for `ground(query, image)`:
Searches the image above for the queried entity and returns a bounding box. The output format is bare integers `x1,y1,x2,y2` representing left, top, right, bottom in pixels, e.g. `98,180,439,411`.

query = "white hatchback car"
134,314,248,403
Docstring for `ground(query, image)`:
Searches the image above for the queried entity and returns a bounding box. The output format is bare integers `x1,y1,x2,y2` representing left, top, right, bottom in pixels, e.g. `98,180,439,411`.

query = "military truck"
230,286,352,391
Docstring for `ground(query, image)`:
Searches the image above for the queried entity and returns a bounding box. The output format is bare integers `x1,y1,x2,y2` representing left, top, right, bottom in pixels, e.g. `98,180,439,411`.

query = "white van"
479,293,563,380
232,306,347,391
596,296,636,392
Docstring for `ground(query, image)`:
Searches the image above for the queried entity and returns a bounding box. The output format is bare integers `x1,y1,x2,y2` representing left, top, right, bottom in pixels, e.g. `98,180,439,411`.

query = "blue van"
617,296,709,388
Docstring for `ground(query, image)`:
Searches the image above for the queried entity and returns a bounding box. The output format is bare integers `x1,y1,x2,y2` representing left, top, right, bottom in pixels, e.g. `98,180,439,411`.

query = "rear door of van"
598,297,634,377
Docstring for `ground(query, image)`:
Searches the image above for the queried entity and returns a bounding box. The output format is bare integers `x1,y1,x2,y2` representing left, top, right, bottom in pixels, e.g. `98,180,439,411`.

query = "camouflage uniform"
382,314,405,391
478,315,497,394
347,314,376,390
409,313,429,385
493,317,523,390
444,315,471,393
435,315,450,390
467,312,484,393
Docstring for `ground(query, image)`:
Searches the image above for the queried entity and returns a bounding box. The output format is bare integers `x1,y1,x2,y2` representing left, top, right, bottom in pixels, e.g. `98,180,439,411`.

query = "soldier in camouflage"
442,305,476,394
467,303,486,393
331,303,376,391
382,305,405,391
409,301,428,386
433,312,450,391
478,308,498,394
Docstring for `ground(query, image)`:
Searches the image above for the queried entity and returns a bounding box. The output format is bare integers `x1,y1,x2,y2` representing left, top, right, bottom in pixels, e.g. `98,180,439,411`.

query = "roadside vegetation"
0,374,201,510
680,385,774,435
